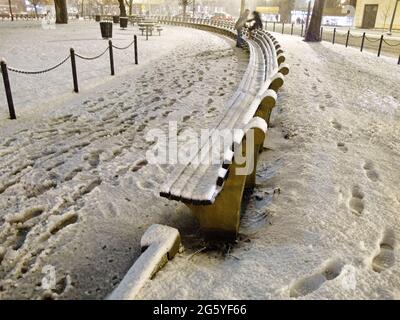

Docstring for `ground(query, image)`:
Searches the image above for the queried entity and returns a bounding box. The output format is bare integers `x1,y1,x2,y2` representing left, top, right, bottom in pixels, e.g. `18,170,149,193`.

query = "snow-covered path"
0,21,237,118
0,24,247,299
137,34,400,300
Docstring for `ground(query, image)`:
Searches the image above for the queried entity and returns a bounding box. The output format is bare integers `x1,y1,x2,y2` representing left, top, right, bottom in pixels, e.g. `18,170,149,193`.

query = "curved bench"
156,18,289,239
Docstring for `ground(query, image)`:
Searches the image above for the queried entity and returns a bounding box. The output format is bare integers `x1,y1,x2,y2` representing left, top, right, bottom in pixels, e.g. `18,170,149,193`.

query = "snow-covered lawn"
0,24,399,300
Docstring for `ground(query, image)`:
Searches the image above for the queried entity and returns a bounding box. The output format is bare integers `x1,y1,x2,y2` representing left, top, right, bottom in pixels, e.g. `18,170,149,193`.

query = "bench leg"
187,160,247,240
269,73,284,92
187,120,267,240
255,92,277,126
244,126,267,190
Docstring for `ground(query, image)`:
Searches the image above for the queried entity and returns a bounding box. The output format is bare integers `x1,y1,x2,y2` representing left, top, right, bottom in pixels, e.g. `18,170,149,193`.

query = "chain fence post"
282,22,284,34
332,27,336,44
301,23,304,37
320,27,323,40
134,35,138,65
377,35,383,57
345,30,350,47
273,22,275,32
0,58,16,120
291,23,294,35
360,32,365,52
108,40,115,75
70,48,79,93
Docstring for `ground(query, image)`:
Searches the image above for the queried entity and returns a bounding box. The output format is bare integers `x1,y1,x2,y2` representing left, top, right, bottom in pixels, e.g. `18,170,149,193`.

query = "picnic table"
138,21,156,40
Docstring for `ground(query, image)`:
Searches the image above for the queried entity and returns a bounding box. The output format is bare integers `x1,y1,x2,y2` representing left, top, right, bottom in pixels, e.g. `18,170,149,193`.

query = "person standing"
247,11,263,38
235,9,250,48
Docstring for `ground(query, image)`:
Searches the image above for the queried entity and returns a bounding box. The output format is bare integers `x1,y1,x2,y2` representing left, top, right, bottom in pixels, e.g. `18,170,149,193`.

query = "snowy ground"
1,20,233,117
0,23,399,300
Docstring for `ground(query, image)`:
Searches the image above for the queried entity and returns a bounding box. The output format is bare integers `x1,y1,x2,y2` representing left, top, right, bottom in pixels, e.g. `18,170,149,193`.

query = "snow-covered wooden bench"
158,19,289,239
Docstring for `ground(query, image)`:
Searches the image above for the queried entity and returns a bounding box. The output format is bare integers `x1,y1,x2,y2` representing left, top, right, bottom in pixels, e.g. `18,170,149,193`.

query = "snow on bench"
157,19,289,239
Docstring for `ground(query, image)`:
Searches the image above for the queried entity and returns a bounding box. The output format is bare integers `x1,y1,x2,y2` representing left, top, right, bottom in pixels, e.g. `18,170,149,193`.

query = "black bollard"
282,22,284,34
320,27,323,40
377,35,383,57
332,28,336,44
345,30,350,47
360,32,365,52
0,59,16,119
109,40,115,75
70,48,79,93
301,23,304,37
273,22,275,32
291,23,294,35
134,35,138,65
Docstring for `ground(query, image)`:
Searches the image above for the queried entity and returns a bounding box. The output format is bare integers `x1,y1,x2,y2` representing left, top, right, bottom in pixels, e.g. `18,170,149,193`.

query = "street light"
389,0,399,34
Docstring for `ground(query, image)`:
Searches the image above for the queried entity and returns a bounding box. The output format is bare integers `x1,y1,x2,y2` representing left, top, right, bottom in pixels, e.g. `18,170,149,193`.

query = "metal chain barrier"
1,35,139,120
6,54,71,75
349,33,364,39
112,39,135,50
382,39,400,47
75,47,109,60
365,36,381,43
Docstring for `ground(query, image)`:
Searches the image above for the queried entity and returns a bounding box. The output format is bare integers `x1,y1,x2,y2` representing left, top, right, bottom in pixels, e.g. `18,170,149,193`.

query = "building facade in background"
354,0,400,29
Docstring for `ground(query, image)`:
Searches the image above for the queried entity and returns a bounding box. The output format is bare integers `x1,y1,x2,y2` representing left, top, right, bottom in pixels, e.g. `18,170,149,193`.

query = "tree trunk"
8,0,13,21
54,0,68,24
279,0,295,23
240,0,245,16
118,0,127,17
305,0,325,42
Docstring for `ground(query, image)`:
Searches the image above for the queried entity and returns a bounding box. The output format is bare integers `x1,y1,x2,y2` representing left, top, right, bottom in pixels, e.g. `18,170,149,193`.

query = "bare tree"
54,0,68,23
125,0,133,16
381,1,392,30
8,0,13,21
81,0,84,16
240,0,245,15
279,0,295,23
116,0,127,16
180,0,193,17
31,0,51,18
305,0,325,42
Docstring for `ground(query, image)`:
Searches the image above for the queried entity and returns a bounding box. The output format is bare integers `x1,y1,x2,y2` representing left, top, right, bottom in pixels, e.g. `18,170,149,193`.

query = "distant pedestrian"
235,9,250,48
247,11,263,38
